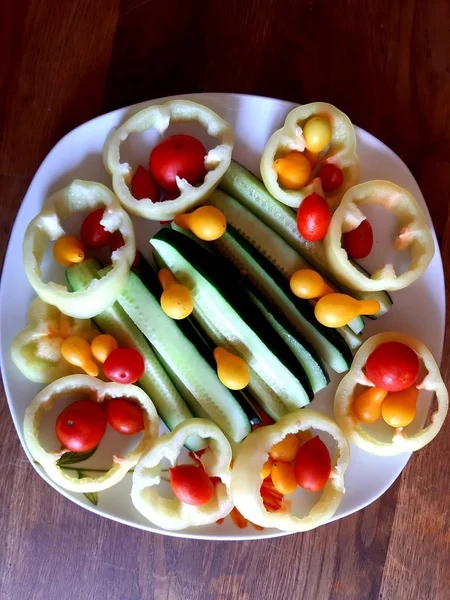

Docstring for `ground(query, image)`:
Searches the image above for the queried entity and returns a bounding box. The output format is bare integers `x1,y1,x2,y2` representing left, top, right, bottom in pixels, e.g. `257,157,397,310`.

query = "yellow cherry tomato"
352,387,388,423
314,293,380,328
213,347,250,390
174,206,226,241
158,269,194,320
290,269,334,299
53,236,85,267
303,116,332,153
260,458,274,478
61,335,99,377
271,461,297,495
269,433,301,462
273,151,312,190
91,334,119,364
381,387,419,428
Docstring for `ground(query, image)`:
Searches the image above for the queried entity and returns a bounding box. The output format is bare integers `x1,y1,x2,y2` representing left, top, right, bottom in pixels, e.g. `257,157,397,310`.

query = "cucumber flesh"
248,292,329,394
115,270,252,443
219,160,393,319
151,229,313,407
209,190,364,335
66,259,204,451
211,225,353,373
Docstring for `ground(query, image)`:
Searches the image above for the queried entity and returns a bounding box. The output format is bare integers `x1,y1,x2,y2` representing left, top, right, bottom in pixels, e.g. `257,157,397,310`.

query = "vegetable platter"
0,93,445,540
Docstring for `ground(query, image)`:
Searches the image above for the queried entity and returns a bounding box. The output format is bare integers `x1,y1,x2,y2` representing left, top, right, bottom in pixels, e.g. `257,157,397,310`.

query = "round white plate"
0,93,444,540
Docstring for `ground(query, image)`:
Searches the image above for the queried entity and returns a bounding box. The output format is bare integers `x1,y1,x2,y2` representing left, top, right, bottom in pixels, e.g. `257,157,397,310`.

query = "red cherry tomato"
342,219,374,259
296,193,331,241
169,464,214,506
365,342,419,392
80,209,113,249
149,134,206,192
55,400,107,452
103,348,145,384
131,165,158,201
318,164,344,192
106,399,144,435
294,435,331,492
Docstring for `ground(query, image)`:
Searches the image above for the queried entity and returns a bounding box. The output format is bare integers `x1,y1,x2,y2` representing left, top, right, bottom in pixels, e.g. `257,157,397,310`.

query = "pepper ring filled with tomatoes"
104,99,234,221
22,181,136,319
131,419,233,531
230,409,350,532
334,332,448,455
260,102,359,209
24,375,158,493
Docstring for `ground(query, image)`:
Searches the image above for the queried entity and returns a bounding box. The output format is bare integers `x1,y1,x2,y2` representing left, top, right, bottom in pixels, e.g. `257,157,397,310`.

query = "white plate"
0,93,444,540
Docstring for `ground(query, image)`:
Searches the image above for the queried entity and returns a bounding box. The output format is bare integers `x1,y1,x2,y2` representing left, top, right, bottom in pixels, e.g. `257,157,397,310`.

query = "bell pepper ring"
230,409,350,532
324,181,435,291
24,375,159,493
11,297,98,383
22,181,136,319
334,332,448,455
260,102,359,209
131,419,233,530
103,100,234,221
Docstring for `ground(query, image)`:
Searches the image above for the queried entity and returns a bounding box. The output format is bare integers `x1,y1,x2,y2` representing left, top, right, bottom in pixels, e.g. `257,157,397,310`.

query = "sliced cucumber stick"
116,270,252,442
151,229,314,406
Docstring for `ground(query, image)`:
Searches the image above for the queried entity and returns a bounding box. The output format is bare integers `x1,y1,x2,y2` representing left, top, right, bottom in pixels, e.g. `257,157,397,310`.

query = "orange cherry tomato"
271,461,297,495
269,433,301,462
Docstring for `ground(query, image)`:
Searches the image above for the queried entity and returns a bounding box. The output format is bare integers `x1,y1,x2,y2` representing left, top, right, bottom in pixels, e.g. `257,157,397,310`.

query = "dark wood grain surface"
1,1,450,599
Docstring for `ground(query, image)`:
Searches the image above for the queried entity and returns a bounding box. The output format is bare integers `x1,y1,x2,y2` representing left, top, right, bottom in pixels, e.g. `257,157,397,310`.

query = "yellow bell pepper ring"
334,332,448,455
22,181,136,319
103,100,234,222
131,419,233,530
10,297,99,383
324,181,435,291
24,375,159,493
260,102,359,209
230,409,350,532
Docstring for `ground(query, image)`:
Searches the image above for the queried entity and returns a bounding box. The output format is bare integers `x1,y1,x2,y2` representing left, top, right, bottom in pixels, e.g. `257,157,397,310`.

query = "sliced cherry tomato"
149,134,207,192
80,209,113,249
103,348,145,384
296,193,331,242
131,165,158,201
169,464,214,506
342,219,374,259
106,398,144,435
318,164,344,192
365,342,419,392
55,400,107,452
294,435,331,492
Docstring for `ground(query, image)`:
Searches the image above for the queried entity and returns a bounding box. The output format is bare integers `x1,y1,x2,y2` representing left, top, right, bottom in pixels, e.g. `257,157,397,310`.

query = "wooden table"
1,1,450,599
